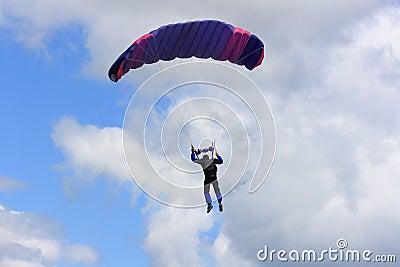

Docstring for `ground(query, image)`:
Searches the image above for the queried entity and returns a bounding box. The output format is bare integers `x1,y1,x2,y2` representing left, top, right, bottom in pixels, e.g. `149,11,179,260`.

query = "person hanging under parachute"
191,143,224,213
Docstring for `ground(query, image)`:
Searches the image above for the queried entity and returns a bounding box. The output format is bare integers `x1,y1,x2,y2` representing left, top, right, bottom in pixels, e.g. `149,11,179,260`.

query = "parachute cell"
108,20,264,82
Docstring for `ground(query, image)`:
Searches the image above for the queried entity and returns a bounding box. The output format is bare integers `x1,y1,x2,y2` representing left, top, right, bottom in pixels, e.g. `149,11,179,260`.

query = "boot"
207,203,213,213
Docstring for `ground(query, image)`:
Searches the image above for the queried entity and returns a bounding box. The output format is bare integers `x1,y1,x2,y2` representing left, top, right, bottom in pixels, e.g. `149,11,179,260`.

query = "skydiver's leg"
211,180,222,204
211,180,223,212
204,183,213,213
204,183,212,204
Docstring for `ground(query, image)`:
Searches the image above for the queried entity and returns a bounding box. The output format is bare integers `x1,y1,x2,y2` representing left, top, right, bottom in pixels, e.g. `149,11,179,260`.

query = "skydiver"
191,145,224,213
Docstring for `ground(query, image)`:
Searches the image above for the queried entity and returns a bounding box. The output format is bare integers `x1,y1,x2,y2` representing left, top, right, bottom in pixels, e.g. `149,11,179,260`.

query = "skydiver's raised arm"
214,150,223,164
191,146,199,162
191,151,199,161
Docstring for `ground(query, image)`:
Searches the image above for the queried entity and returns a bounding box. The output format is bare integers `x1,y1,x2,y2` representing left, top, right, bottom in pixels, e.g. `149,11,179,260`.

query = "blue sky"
1,1,400,267
0,15,148,266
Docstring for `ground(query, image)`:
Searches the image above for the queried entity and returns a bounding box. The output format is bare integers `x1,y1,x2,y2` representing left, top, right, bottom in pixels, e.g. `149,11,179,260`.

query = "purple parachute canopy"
108,20,264,82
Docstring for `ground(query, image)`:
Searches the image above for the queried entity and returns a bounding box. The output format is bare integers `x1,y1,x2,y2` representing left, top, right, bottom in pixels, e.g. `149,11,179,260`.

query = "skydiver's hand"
216,151,219,157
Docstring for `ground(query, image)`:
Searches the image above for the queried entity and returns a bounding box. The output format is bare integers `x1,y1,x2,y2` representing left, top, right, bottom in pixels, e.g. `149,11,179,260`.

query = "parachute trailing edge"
108,20,264,82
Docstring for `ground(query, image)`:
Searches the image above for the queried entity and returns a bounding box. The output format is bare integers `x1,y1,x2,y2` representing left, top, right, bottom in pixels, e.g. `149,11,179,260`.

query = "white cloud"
120,5,400,266
0,203,99,267
143,206,216,267
51,116,130,183
0,260,44,267
51,116,142,205
0,176,26,192
212,6,400,265
212,233,253,267
63,244,100,265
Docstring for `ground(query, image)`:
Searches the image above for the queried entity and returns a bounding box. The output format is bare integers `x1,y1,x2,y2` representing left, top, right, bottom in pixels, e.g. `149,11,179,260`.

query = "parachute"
108,20,264,82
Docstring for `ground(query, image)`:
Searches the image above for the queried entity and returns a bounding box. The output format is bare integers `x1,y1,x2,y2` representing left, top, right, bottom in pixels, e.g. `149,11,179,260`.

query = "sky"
0,0,400,266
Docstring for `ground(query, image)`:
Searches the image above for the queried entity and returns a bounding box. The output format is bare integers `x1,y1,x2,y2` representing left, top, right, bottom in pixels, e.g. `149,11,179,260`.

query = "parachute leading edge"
108,20,265,82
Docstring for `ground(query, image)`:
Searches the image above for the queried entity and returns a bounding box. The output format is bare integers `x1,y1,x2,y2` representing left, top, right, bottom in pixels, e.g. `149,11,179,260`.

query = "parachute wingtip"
109,73,119,82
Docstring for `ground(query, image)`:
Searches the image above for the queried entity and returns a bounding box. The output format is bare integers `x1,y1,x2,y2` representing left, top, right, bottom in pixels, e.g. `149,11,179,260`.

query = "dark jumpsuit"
191,152,223,204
